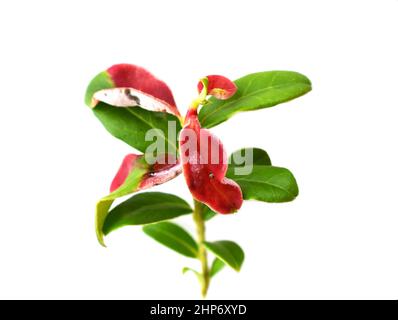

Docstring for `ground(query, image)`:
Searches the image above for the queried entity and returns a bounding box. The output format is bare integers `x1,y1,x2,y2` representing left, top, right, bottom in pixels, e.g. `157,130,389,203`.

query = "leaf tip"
96,231,107,248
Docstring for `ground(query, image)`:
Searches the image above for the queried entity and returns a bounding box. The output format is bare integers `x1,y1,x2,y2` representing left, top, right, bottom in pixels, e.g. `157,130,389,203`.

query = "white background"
0,0,397,299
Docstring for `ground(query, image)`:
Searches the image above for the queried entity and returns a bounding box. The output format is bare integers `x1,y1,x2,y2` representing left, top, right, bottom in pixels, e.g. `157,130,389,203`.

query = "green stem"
193,199,210,297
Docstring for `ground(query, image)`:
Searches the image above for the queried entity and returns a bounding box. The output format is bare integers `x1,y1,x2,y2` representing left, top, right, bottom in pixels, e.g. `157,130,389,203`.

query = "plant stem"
193,199,210,298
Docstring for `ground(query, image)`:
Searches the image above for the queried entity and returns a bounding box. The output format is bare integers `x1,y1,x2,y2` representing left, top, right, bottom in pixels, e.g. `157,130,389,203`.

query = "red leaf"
198,75,237,100
93,64,181,117
110,153,181,193
180,109,243,214
139,154,181,190
110,154,140,192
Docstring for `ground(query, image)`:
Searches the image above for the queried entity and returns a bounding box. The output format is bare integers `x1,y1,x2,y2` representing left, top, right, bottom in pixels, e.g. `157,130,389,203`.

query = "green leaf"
84,71,114,107
102,192,193,235
95,157,149,247
203,147,291,216
210,258,225,277
227,165,299,202
199,71,311,128
229,147,271,168
93,102,181,153
182,267,200,275
143,222,199,258
182,267,203,286
204,241,244,272
203,205,217,221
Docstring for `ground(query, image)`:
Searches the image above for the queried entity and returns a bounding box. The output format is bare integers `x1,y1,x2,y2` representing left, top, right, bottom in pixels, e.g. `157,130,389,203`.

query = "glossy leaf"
199,71,312,128
93,102,181,153
96,155,180,246
227,165,299,202
143,222,199,258
102,192,192,235
180,109,243,214
204,241,244,272
85,64,182,152
210,258,225,277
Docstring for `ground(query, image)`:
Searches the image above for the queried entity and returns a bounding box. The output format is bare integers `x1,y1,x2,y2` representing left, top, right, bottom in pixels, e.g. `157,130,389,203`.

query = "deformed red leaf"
198,75,237,100
110,153,181,193
110,154,140,192
139,154,181,190
92,64,181,117
180,109,243,214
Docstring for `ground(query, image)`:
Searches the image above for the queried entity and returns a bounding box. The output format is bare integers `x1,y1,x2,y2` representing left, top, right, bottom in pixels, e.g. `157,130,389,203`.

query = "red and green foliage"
84,64,311,296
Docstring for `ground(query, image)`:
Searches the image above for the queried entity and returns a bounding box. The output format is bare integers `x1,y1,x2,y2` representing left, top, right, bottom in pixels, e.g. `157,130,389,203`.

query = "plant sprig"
84,64,311,297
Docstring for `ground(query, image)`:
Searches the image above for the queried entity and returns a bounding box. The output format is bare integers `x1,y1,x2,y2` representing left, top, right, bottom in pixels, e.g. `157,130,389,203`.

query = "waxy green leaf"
143,222,199,258
96,156,182,247
199,71,311,128
210,258,225,277
202,148,274,219
227,165,299,202
103,192,192,235
204,241,244,272
93,102,181,153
